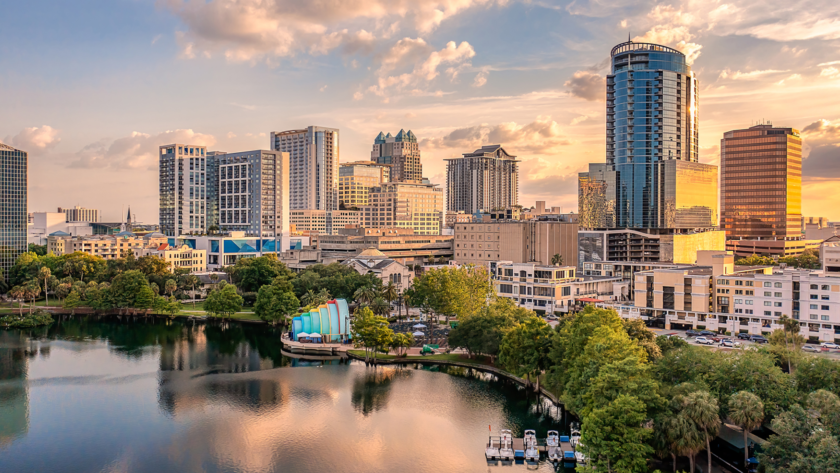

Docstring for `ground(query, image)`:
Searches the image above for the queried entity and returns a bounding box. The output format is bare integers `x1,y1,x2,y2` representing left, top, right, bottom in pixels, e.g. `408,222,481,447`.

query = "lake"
0,316,573,473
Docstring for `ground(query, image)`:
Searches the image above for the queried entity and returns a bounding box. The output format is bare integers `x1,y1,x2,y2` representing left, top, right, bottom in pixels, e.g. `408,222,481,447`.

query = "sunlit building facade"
159,144,208,237
446,145,519,214
721,124,803,240
371,130,421,183
338,161,390,209
271,126,339,211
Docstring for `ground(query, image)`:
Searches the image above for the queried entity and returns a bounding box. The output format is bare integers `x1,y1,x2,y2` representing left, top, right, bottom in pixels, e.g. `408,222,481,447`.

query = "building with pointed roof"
343,247,414,289
371,129,422,183
445,145,519,214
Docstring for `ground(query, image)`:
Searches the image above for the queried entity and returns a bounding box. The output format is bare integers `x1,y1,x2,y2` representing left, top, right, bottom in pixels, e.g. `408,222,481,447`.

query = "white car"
695,337,715,345
821,342,840,349
802,345,820,352
720,340,742,348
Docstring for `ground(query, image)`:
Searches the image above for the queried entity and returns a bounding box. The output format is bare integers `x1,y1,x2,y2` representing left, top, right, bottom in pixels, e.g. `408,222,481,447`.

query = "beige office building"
453,219,579,267
446,144,519,214
371,130,422,182
289,210,360,235
360,182,443,235
318,227,453,265
338,161,390,209
59,206,100,223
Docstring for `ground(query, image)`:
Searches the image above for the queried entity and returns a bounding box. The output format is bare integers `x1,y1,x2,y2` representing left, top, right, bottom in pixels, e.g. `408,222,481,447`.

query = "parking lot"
648,327,840,360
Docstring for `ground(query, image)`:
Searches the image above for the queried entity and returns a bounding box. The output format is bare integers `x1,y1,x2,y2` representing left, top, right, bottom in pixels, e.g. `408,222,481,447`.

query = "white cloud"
420,116,573,155
564,70,604,102
473,70,488,87
633,26,702,64
68,129,216,170
719,69,789,80
570,115,590,125
820,67,840,78
776,73,802,85
5,125,61,151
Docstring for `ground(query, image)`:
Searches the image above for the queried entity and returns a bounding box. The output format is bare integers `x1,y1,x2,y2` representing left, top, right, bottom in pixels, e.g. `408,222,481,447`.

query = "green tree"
150,282,160,295
683,391,721,473
164,279,177,298
24,280,41,314
136,255,169,276
39,266,51,307
551,253,563,266
581,394,653,473
735,254,776,266
728,391,765,469
760,404,840,473
350,306,393,363
254,284,299,325
63,290,82,313
135,284,156,311
653,412,697,473
389,332,414,357
381,281,399,308
204,284,244,320
184,274,200,308
228,255,294,293
370,297,390,316
108,270,154,310
9,286,25,315
28,243,47,256
448,297,529,361
55,282,71,303
353,285,377,305
623,318,662,361
410,265,493,323
499,315,553,390
808,389,840,437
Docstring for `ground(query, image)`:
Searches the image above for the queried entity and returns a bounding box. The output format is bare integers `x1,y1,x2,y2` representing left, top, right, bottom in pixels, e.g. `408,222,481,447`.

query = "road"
649,326,840,360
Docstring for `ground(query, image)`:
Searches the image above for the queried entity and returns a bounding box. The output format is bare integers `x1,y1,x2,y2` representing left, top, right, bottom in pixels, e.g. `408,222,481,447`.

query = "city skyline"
3,1,840,222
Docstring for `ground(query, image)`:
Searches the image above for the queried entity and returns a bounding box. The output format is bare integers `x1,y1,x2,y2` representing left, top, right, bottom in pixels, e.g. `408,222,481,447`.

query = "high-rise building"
577,40,722,265
446,145,519,214
159,144,208,237
0,143,27,280
454,219,579,267
338,161,390,209
59,206,99,223
371,129,421,182
215,150,290,238
360,182,444,235
720,124,802,240
271,127,339,211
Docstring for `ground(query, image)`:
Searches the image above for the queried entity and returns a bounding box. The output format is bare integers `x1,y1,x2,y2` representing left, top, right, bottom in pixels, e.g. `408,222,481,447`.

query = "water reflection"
0,316,571,473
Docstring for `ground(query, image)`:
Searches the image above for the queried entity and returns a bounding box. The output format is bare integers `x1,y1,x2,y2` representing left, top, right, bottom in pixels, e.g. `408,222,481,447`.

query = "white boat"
524,429,539,461
570,428,581,449
499,429,514,460
485,436,500,460
546,431,561,462
575,450,587,464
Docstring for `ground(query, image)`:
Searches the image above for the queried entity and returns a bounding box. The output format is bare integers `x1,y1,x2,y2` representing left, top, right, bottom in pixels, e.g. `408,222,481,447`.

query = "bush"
1,310,54,328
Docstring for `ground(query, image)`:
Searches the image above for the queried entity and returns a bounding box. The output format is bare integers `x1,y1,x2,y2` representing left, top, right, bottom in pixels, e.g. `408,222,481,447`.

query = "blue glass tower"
0,143,27,280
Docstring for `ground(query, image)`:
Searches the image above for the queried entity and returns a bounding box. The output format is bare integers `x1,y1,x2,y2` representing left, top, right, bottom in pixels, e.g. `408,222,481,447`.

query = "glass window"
811,284,819,290
775,282,783,288
811,304,819,310
822,285,830,291
822,315,830,321
764,282,772,287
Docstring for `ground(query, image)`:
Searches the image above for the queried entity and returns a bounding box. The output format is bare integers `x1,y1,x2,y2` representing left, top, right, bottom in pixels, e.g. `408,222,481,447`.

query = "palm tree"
684,391,721,473
25,280,41,314
165,279,177,298
370,297,390,316
39,267,51,307
301,289,318,307
353,286,376,305
382,281,398,310
551,254,563,266
184,274,200,308
675,413,706,473
728,391,764,469
654,414,692,473
150,282,159,295
10,286,25,315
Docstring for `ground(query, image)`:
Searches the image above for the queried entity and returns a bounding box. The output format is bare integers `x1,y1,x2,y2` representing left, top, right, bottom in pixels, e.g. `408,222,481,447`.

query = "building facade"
271,126,339,211
371,130,421,182
721,124,802,240
0,143,27,280
47,231,168,260
360,182,443,235
149,244,207,273
59,206,99,223
492,262,625,314
453,219,579,268
289,209,360,235
215,150,290,239
338,161,390,209
578,228,726,265
159,144,208,237
343,248,414,290
446,145,519,214
175,233,310,269
317,227,453,265
29,212,92,245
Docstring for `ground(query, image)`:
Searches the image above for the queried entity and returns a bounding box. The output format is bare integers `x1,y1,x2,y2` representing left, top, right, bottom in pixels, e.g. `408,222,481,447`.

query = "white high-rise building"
445,144,519,214
159,144,208,237
215,150,290,238
270,126,339,211
59,206,100,223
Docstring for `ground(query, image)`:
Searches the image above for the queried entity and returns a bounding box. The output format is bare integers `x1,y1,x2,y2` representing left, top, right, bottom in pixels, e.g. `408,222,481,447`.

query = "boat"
524,430,539,461
575,450,587,464
485,436,500,460
546,430,561,462
498,429,515,460
560,435,576,463
570,427,581,449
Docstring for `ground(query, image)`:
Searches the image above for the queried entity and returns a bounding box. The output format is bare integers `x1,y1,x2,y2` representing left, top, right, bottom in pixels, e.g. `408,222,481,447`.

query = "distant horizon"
4,0,840,223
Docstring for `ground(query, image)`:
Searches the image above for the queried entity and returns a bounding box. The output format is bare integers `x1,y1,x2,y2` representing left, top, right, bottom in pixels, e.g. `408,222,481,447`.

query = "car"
685,329,701,337
750,335,769,344
802,345,820,352
720,340,742,348
737,333,752,340
695,336,715,345
699,330,716,337
821,342,840,350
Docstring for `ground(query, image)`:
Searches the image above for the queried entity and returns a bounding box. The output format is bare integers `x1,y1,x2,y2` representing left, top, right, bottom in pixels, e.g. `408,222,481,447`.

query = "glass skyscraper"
0,143,27,280
580,40,717,231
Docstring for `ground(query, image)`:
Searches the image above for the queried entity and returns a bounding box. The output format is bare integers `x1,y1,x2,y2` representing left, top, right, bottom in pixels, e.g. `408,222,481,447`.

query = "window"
735,290,744,295
746,310,753,315
735,280,744,286
822,315,830,321
822,305,830,311
764,301,771,306
822,295,830,301
811,294,819,300
764,291,772,297
822,285,830,291
774,302,782,307
811,284,819,290
811,314,819,320
746,300,754,305
774,292,782,298
811,304,819,310
775,282,783,288
746,281,754,287
765,282,772,287
735,299,743,304
764,311,772,316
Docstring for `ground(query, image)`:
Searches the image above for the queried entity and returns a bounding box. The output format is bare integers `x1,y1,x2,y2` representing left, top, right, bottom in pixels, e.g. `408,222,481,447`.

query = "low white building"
491,261,626,315
28,212,92,245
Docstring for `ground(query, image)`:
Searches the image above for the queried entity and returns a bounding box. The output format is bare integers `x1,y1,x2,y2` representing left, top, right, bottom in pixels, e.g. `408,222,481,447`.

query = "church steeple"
126,206,132,225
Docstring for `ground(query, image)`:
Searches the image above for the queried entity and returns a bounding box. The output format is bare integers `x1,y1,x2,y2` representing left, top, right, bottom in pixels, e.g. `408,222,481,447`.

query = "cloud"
420,116,573,155
719,69,789,80
801,119,840,178
67,129,216,170
633,25,702,64
473,70,488,87
365,39,476,97
5,125,61,151
564,70,604,102
776,73,802,86
820,67,840,79
163,0,498,63
570,115,590,125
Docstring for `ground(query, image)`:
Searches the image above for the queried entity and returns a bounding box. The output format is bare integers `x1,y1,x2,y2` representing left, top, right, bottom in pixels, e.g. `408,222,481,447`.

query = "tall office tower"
59,206,99,223
371,129,422,182
270,127,339,211
338,161,391,209
215,150,290,238
205,151,223,230
360,182,444,235
445,145,519,214
159,144,208,237
0,143,27,280
720,124,802,240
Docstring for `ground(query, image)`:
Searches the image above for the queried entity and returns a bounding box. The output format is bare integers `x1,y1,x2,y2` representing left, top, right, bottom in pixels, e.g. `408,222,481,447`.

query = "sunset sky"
2,0,840,223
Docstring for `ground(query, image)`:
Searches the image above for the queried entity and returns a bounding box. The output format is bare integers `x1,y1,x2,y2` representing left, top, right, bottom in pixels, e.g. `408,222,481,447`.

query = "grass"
347,350,495,366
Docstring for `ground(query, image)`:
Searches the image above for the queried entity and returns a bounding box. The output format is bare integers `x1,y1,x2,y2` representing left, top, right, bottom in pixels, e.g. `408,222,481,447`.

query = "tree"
370,297,390,316
735,254,775,266
410,265,493,323
204,284,244,320
808,389,840,437
134,284,156,311
683,391,721,473
768,315,806,373
38,266,51,307
254,284,299,325
155,296,181,316
63,290,82,313
350,306,393,363
353,285,377,305
9,286,25,315
164,279,177,298
653,412,696,473
228,255,294,293
389,332,414,357
760,404,840,472
728,391,765,469
24,280,41,314
184,274,200,308
448,297,529,361
551,253,564,266
623,318,662,361
381,281,399,308
109,270,154,310
499,315,553,390
55,283,71,303
28,243,47,256
581,394,653,473
150,282,159,295
136,255,169,277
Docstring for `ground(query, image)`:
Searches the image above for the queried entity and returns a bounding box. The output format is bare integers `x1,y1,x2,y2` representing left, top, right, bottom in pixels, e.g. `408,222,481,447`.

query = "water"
0,316,574,473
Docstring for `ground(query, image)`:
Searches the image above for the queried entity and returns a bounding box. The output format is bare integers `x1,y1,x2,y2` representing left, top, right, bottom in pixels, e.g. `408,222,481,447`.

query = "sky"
2,0,840,224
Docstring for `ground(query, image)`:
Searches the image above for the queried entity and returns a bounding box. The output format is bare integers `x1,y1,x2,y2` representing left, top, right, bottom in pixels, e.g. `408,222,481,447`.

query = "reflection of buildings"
578,40,723,266
0,332,32,446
